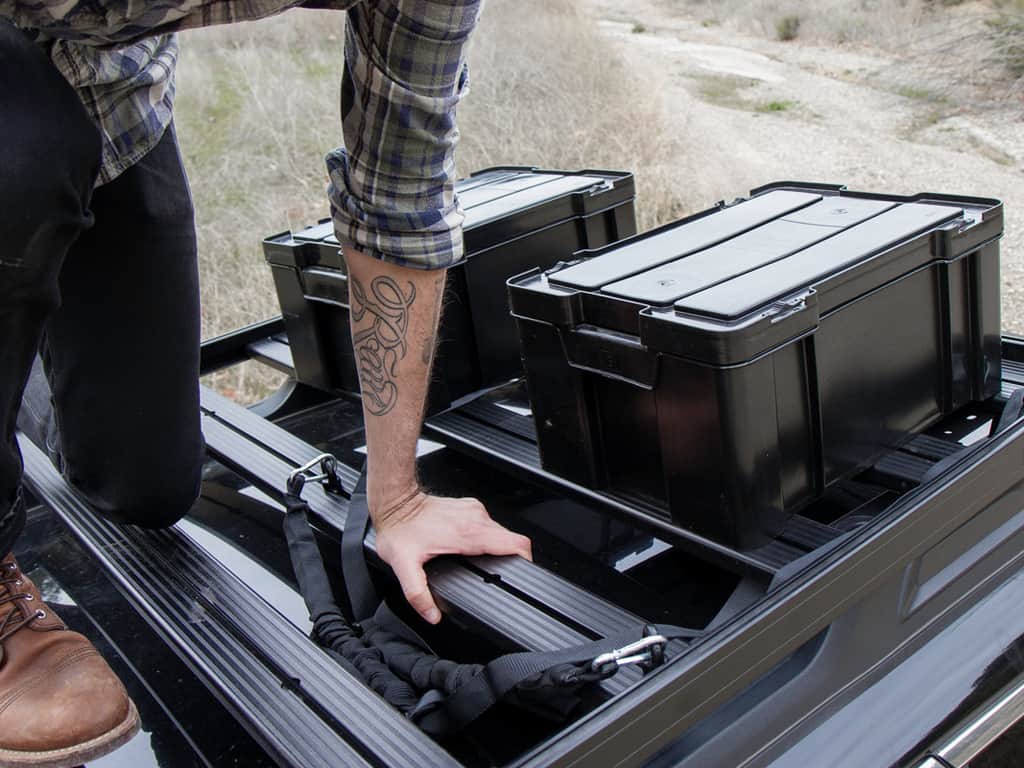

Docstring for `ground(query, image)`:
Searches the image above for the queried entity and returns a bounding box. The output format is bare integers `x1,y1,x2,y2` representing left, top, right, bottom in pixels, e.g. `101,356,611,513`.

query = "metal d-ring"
287,453,340,494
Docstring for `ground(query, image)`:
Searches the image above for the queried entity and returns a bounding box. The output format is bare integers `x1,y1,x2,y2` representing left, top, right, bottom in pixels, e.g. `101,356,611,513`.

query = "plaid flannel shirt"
3,0,480,268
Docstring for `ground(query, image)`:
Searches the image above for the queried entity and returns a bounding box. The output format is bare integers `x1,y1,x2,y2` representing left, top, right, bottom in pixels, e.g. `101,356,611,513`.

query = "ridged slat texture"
1002,359,1024,384
199,388,647,693
18,435,445,768
426,410,787,576
459,399,538,441
873,452,933,483
902,434,964,460
777,516,843,551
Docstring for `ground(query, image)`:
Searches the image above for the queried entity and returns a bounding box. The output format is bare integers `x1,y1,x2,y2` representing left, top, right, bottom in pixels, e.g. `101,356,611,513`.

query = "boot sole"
0,699,140,768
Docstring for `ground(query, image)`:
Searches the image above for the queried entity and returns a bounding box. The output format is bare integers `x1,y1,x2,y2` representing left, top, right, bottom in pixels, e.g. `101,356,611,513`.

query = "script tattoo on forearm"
350,274,416,416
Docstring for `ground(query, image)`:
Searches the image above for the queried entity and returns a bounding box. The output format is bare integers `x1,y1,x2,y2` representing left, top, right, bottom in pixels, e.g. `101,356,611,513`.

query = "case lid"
675,202,961,320
509,183,1002,367
265,167,634,268
548,189,824,291
582,196,894,304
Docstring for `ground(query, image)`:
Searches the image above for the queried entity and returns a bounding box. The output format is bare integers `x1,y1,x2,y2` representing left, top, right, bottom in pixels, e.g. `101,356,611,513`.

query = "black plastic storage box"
264,167,637,409
508,182,1003,548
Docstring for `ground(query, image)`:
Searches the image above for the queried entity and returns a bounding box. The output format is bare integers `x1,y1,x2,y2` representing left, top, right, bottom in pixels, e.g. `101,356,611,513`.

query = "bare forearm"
343,244,444,522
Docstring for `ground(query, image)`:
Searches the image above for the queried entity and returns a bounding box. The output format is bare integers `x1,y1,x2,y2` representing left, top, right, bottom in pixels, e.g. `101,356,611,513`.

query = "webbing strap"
282,489,421,711
414,627,691,734
282,491,343,625
340,467,378,623
283,465,704,734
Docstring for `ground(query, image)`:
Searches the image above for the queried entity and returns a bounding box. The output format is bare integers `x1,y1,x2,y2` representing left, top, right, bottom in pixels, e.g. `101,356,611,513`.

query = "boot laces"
0,561,38,642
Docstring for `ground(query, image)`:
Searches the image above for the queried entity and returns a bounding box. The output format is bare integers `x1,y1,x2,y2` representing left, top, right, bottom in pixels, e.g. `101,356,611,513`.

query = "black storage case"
508,183,1003,548
264,167,637,410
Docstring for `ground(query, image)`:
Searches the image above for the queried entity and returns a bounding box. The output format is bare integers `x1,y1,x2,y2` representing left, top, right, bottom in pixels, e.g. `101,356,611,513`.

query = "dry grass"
455,1,692,230
672,0,1024,104
176,11,345,400
175,0,688,401
174,0,1024,403
675,0,934,47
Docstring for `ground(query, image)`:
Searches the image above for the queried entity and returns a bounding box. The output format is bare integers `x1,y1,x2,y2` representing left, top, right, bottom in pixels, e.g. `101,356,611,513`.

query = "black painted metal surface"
508,184,1003,549
18,435,453,768
262,167,637,405
513,380,1024,768
12,320,1024,768
199,386,665,696
13,501,276,768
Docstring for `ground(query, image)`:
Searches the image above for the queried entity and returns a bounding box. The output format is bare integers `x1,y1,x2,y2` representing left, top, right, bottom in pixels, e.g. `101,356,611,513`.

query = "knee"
6,125,100,245
97,467,203,529
71,450,203,529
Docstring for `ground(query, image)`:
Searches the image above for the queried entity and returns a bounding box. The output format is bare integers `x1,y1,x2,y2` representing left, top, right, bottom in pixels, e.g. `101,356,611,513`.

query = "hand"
373,493,533,624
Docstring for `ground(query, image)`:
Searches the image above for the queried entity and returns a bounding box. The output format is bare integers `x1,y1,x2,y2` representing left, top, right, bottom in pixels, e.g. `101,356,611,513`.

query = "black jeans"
0,21,203,557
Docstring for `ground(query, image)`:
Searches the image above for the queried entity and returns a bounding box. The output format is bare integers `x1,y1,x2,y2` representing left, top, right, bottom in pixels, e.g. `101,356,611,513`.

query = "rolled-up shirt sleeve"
326,0,481,270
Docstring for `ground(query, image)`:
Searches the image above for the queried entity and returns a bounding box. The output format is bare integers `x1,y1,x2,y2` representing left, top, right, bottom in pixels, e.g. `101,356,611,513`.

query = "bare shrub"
775,15,801,41
987,6,1024,80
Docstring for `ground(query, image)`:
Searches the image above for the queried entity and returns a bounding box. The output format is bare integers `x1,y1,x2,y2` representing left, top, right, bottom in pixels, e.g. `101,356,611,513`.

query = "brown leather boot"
0,554,139,768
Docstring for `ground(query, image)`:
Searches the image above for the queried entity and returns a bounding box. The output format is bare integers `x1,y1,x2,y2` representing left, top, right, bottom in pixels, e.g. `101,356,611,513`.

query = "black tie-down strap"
282,458,702,736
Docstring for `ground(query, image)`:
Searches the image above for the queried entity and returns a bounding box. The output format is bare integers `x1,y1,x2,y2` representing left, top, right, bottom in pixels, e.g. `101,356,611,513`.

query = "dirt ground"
580,0,1024,332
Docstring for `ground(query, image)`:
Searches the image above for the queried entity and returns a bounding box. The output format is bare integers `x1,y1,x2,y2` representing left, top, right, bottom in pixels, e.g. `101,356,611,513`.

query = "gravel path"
582,0,1024,332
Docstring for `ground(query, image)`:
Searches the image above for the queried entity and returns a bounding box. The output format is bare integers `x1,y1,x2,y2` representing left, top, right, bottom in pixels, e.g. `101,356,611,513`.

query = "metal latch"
586,178,615,196
591,635,668,675
767,290,814,325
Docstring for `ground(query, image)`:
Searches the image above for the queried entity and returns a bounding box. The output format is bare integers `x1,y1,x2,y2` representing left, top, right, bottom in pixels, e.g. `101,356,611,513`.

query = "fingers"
390,556,441,625
376,495,534,626
519,535,534,562
462,519,533,562
488,527,533,562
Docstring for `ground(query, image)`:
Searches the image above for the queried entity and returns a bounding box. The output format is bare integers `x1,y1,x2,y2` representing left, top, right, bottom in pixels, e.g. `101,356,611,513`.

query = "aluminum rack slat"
459,398,538,441
246,336,296,375
18,435,440,768
873,451,933,483
902,433,965,461
425,409,784,577
200,419,642,695
200,387,652,637
1002,359,1024,384
516,397,1024,768
777,516,844,551
198,389,648,694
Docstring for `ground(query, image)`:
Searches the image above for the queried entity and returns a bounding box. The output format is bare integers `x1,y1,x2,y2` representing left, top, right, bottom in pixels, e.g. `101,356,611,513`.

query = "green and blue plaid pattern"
3,0,480,267
48,35,179,185
327,0,480,269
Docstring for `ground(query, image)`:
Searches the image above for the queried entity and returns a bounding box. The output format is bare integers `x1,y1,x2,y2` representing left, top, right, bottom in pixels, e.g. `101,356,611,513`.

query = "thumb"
390,556,441,625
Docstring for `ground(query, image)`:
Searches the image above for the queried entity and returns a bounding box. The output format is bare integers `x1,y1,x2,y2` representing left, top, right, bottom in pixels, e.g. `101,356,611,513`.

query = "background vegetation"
178,0,690,399
676,0,1024,101
175,0,1022,401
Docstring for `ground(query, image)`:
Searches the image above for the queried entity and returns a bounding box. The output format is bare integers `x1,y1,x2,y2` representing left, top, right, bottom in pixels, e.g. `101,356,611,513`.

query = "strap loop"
283,462,703,735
